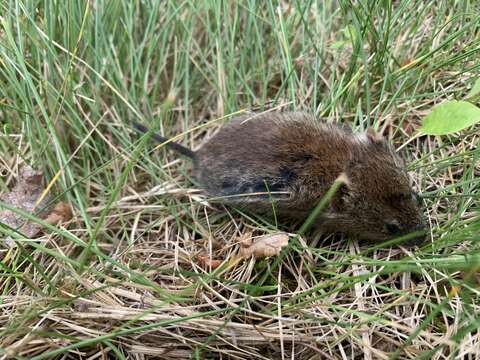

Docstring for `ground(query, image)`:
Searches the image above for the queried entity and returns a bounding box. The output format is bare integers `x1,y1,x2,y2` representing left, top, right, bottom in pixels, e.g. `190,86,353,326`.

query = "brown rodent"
133,112,426,245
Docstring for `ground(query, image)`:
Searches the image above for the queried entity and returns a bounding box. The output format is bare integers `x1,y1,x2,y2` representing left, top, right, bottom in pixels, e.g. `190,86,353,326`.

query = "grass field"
1,0,479,359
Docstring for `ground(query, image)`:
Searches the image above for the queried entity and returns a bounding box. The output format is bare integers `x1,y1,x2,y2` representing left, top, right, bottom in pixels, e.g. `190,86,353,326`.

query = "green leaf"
330,40,347,50
466,78,480,99
420,100,480,135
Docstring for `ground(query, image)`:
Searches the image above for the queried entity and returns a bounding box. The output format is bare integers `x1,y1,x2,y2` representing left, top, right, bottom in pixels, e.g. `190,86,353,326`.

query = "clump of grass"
1,1,479,359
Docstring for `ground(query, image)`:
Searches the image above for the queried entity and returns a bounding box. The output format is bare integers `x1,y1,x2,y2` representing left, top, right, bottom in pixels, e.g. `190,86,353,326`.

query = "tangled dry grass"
1,120,479,359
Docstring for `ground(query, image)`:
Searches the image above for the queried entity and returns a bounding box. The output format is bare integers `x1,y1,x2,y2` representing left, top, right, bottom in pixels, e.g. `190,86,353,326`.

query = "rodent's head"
327,129,427,245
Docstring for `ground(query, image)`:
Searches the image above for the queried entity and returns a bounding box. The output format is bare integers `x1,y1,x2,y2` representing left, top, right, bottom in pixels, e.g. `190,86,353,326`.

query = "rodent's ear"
366,128,383,143
366,127,392,151
339,122,353,133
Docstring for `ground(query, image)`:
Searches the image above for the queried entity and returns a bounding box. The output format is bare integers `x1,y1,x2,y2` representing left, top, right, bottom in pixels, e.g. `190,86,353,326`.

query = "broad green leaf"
330,40,347,50
420,100,480,135
466,78,480,99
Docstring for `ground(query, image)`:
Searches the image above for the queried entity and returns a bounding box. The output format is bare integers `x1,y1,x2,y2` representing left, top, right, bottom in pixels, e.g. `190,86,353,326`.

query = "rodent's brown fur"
134,112,426,245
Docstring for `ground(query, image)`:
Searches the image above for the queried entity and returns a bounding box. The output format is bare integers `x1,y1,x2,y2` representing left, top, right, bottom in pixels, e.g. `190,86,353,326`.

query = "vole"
133,112,426,245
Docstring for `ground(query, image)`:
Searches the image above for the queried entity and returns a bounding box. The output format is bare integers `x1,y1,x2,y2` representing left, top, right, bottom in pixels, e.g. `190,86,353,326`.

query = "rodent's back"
194,112,356,214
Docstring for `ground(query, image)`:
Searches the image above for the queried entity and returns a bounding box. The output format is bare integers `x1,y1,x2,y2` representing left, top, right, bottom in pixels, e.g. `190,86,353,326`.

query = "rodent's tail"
132,121,195,158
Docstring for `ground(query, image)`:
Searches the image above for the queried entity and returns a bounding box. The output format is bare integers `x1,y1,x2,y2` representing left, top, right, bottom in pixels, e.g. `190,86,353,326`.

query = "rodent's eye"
386,223,401,235
390,193,409,202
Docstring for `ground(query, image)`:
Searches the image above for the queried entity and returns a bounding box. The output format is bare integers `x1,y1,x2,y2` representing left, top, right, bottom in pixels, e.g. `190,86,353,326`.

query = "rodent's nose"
402,227,427,247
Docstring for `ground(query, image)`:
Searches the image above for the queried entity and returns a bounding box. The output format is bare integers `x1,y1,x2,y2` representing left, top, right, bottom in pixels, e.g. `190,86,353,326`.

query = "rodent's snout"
385,220,428,247
402,226,428,247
